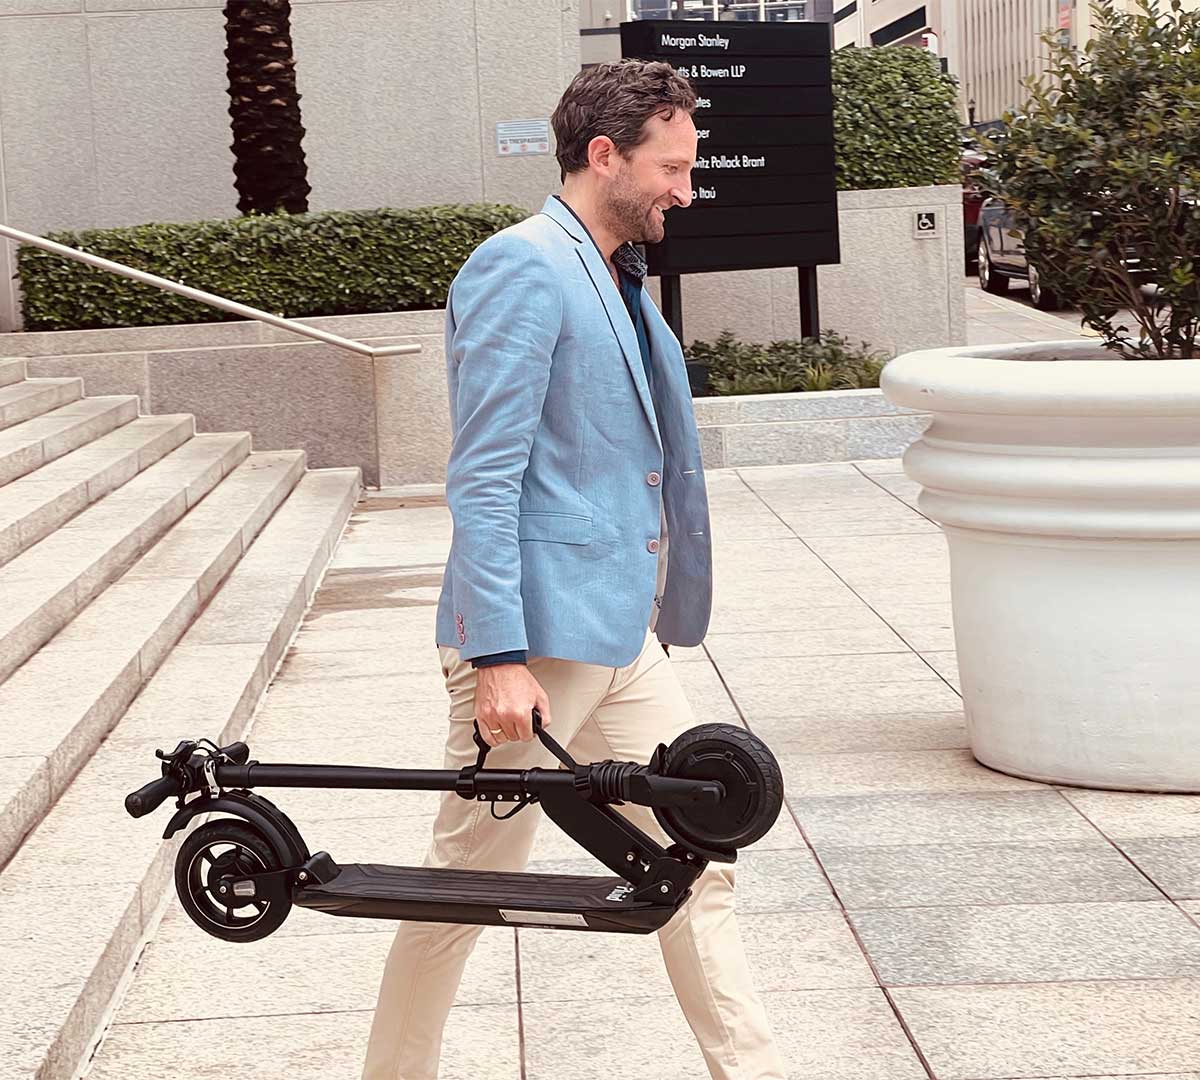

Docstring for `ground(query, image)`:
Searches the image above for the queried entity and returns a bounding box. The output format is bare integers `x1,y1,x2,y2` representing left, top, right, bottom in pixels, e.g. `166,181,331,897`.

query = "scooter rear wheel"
654,723,783,854
176,820,291,942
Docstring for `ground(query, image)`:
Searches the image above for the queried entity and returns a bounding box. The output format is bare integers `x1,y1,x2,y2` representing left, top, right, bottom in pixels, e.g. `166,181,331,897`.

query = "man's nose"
673,176,694,209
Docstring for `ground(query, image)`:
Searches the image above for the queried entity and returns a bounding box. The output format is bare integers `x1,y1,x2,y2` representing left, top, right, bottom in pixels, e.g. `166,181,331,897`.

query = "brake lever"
156,739,196,765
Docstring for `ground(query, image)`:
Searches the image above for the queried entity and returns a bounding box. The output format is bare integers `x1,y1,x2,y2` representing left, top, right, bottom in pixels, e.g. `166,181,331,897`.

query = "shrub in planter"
982,0,1200,357
882,0,1200,792
18,203,529,331
686,330,889,396
831,46,962,192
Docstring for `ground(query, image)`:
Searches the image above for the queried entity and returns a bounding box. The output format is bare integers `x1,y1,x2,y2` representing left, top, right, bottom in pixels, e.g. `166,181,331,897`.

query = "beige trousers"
361,630,785,1080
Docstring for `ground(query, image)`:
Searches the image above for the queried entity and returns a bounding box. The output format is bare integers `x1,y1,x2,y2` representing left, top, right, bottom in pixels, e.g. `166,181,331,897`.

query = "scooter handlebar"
125,775,180,818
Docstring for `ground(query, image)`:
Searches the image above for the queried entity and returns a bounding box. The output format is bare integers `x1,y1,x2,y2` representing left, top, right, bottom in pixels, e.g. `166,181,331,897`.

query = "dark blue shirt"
555,195,653,390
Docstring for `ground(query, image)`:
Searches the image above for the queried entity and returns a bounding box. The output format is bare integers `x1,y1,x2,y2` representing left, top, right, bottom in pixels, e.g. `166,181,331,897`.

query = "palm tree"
223,0,311,214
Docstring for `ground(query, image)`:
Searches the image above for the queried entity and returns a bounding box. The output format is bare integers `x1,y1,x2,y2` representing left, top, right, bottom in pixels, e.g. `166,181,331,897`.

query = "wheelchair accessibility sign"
913,210,940,239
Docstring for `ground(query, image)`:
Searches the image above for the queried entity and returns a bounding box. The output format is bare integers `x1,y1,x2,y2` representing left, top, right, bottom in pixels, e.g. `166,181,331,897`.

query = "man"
362,60,785,1080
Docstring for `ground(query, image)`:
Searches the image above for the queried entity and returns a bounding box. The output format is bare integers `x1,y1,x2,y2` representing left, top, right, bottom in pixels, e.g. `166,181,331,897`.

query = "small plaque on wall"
913,210,941,239
496,119,550,156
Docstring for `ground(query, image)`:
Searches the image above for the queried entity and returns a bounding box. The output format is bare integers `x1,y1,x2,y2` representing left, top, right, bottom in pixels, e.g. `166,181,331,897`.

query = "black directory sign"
620,20,840,277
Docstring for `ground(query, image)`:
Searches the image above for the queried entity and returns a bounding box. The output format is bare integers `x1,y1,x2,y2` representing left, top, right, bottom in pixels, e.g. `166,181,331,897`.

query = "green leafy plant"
832,46,962,192
687,330,889,396
983,0,1200,358
18,203,529,331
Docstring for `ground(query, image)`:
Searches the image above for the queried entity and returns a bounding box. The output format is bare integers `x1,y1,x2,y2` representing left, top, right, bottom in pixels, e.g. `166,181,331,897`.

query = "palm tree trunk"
224,0,311,215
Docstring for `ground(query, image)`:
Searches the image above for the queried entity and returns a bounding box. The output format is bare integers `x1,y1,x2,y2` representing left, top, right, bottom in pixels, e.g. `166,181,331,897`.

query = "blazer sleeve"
444,234,564,661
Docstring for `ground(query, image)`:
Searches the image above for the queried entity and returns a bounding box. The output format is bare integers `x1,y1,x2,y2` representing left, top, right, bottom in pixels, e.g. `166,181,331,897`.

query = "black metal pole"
217,763,463,791
661,274,684,346
215,762,577,798
798,265,820,339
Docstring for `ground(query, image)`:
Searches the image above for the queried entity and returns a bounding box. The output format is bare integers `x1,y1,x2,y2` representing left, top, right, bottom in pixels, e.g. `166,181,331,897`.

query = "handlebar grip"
124,775,180,818
220,741,249,765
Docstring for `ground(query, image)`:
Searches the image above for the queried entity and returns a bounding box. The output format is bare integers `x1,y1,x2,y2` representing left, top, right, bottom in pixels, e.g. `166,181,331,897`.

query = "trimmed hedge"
18,204,529,331
687,330,889,396
832,46,962,191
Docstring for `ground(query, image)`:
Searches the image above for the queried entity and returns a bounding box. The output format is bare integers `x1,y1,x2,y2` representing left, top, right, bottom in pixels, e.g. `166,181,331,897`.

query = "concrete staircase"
0,358,361,1080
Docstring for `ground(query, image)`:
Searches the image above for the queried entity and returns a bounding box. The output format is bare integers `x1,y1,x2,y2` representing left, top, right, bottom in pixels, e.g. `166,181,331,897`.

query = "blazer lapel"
540,197,660,446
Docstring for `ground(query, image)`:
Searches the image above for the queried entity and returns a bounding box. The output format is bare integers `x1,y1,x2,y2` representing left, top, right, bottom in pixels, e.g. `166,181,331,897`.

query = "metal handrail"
0,223,422,359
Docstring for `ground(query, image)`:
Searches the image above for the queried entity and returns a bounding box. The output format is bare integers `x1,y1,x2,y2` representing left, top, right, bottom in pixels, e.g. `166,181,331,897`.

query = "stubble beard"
603,164,664,246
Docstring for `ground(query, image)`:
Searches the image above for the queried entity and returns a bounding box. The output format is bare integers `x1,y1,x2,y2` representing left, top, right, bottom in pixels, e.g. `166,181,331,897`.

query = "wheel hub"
186,839,270,929
206,846,262,906
654,724,783,857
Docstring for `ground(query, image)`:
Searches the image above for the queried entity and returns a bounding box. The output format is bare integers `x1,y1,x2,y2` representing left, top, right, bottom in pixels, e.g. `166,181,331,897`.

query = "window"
630,0,808,18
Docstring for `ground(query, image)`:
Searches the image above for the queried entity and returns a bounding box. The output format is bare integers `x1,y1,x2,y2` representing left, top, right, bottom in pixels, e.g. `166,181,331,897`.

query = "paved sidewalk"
965,280,1099,346
87,464,1200,1080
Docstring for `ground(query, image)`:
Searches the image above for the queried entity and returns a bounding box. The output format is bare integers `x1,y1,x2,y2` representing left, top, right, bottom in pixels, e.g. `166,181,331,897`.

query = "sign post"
621,21,840,346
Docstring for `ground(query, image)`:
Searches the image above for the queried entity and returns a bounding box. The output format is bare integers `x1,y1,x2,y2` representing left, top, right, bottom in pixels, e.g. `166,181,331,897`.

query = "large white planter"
882,340,1200,792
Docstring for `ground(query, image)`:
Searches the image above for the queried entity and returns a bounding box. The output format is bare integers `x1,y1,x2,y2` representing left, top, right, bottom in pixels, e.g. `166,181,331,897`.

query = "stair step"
0,358,26,388
0,468,360,1080
0,395,140,488
0,414,195,567
0,377,81,432
0,450,306,872
0,432,250,686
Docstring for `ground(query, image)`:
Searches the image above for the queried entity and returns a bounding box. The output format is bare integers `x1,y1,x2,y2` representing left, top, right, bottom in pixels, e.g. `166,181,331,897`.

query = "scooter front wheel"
175,820,292,942
654,723,783,855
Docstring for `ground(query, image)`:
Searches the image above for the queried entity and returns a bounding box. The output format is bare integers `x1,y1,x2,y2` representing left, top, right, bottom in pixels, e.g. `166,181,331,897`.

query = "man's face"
602,109,697,246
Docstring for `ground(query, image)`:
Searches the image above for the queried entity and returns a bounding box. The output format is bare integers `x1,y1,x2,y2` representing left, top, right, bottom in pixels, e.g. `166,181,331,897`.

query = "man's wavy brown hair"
551,60,697,182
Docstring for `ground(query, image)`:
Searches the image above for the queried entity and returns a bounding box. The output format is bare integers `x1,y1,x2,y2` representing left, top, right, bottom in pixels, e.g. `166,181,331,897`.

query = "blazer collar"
542,193,587,243
540,195,660,446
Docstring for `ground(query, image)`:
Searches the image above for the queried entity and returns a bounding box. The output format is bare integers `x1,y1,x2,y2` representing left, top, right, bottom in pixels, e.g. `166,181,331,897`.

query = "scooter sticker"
499,909,588,927
605,885,634,903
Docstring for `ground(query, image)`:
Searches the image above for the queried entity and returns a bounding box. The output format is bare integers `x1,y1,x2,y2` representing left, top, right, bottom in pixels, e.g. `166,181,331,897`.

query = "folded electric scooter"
124,714,783,942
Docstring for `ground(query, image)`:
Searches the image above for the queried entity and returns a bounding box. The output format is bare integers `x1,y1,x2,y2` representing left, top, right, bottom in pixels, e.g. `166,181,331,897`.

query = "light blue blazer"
434,195,712,667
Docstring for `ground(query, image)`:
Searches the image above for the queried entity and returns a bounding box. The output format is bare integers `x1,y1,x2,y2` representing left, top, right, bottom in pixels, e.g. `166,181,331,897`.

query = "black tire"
654,723,784,854
978,238,1010,295
175,820,292,942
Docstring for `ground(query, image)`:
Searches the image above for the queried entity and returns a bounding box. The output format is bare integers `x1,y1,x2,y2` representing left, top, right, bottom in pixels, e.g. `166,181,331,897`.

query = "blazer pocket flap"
517,512,592,545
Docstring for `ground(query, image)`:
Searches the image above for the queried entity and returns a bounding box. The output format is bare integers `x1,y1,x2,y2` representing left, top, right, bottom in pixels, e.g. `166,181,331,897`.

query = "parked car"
978,196,1160,311
976,197,1063,310
961,145,988,272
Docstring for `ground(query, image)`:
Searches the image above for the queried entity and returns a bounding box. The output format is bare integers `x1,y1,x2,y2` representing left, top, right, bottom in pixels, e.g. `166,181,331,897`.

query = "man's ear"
587,135,618,177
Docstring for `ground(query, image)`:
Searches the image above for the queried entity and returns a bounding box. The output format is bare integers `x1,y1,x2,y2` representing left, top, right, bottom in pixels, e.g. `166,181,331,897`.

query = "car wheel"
1028,264,1061,310
979,239,1009,295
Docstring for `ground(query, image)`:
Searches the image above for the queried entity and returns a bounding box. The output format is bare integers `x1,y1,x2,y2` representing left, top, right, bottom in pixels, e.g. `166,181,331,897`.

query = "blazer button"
647,471,661,486
647,539,660,553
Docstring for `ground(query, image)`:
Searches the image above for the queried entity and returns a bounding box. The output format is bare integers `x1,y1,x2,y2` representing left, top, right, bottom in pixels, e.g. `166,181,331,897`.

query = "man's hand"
475,664,552,746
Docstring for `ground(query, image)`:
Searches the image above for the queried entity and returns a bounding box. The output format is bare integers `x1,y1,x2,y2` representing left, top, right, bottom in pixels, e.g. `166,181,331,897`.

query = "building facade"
0,0,579,333
836,0,1200,126
833,0,951,51
959,0,1200,125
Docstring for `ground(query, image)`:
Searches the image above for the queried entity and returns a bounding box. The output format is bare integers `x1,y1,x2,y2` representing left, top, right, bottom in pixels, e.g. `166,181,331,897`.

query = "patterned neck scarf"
612,241,648,286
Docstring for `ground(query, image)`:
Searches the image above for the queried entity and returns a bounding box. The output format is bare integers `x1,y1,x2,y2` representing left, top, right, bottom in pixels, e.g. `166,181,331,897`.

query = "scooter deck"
294,862,684,934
